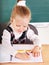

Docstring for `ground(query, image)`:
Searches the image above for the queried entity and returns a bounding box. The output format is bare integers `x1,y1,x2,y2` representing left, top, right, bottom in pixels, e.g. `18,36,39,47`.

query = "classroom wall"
31,22,49,45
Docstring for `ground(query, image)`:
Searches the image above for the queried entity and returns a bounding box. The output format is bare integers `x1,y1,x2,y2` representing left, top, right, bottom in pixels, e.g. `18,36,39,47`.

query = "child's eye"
16,25,21,27
23,26,27,27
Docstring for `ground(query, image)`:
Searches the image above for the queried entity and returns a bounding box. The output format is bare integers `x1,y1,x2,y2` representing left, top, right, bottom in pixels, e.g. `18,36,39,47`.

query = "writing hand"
15,52,30,60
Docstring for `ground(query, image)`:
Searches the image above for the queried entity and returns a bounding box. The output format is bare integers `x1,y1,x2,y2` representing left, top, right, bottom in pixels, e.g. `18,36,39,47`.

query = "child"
2,0,41,60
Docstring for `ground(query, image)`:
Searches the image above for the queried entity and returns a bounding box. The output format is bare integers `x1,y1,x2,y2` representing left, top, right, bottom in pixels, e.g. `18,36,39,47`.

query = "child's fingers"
32,52,40,57
26,51,31,55
15,52,30,60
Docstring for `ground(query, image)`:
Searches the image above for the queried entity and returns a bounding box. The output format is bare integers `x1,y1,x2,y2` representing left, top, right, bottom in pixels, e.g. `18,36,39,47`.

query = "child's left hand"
31,46,41,57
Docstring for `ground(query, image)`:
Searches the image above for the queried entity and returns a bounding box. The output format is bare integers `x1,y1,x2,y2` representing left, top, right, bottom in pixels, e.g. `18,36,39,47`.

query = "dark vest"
6,25,33,46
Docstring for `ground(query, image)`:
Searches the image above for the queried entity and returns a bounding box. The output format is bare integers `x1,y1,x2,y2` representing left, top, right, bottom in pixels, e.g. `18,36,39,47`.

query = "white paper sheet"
0,52,43,63
12,52,43,62
0,44,43,63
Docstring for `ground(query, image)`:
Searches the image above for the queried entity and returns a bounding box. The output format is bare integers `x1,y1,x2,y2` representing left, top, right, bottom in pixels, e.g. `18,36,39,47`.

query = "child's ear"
10,18,14,23
10,18,13,22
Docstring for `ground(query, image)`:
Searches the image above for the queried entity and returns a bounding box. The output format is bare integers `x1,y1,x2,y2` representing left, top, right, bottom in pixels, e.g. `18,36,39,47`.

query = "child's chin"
17,31,22,34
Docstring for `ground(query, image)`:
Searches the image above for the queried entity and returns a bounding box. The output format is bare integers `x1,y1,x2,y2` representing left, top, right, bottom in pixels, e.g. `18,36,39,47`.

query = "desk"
0,45,49,65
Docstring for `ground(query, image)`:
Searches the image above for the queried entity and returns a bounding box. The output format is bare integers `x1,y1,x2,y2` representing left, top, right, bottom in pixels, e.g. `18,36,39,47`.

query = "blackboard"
0,0,49,23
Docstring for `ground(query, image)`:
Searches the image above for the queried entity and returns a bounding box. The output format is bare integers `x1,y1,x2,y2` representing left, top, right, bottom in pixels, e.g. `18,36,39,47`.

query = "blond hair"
10,1,31,22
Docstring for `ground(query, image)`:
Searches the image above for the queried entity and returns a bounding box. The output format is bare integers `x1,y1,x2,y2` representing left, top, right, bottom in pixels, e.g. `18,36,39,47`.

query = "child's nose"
18,26,24,32
20,26,24,31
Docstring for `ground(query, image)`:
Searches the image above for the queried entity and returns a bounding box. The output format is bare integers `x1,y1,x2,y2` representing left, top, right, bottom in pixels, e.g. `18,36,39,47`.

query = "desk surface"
0,45,49,65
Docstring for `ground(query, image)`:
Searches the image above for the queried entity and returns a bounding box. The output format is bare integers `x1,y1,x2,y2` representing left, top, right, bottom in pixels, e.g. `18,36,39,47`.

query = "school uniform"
1,24,41,57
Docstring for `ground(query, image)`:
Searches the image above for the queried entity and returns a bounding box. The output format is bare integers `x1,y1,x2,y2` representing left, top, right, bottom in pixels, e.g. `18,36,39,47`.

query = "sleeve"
27,28,41,47
2,29,17,57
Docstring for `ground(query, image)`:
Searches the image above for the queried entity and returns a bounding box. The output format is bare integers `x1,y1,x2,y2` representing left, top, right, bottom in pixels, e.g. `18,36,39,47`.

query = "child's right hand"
31,46,41,57
15,52,30,60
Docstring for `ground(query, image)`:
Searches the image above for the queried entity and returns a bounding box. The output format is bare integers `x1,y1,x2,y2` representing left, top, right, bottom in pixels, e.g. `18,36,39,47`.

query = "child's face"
11,16,30,33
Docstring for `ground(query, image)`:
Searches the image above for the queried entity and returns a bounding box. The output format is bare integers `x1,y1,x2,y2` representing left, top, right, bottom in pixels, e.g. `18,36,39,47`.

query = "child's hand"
31,46,41,57
15,52,30,60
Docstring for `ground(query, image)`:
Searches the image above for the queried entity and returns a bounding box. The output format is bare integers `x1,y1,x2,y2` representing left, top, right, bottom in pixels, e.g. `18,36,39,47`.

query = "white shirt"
1,25,41,57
